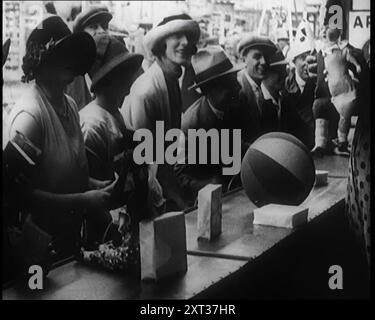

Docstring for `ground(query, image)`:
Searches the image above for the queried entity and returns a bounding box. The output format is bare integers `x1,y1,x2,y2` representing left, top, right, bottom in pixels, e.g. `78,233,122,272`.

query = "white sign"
352,0,370,11
348,11,370,49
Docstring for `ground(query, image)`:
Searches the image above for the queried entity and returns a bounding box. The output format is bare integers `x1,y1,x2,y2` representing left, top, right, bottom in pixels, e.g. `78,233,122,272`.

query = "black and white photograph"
2,0,371,303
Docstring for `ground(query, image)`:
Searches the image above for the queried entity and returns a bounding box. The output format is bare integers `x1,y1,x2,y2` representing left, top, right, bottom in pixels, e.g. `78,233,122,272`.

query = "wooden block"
197,184,222,241
139,211,187,281
315,170,329,186
253,204,308,229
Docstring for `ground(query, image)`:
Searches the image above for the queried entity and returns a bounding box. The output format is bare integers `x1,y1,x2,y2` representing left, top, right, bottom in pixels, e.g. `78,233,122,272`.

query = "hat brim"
48,32,96,76
90,53,143,92
144,19,200,53
240,43,277,58
270,60,288,66
188,63,245,90
290,49,311,62
79,11,113,31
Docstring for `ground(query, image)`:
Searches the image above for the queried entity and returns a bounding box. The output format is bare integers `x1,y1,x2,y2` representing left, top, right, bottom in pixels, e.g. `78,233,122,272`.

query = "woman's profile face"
164,32,194,66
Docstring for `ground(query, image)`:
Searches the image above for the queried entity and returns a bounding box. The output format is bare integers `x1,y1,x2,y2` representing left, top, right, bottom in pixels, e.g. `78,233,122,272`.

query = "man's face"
164,32,195,66
205,72,241,109
244,48,268,82
294,52,310,82
83,21,108,37
102,65,139,108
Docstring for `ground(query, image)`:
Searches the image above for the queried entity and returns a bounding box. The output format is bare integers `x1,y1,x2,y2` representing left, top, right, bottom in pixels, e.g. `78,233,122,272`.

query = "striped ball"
241,132,315,207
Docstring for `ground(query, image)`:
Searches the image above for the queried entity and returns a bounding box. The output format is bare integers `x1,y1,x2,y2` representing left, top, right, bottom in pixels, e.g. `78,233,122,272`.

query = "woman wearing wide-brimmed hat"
122,13,200,134
6,15,115,259
121,13,201,211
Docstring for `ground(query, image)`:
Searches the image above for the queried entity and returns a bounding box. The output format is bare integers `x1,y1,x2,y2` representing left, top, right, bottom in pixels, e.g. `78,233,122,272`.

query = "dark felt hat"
189,46,243,90
73,5,113,33
89,34,143,92
26,14,96,76
237,34,277,58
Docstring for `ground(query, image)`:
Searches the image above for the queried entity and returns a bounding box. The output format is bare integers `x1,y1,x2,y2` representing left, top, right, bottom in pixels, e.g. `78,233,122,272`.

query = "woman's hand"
88,177,113,190
83,189,111,210
84,180,117,210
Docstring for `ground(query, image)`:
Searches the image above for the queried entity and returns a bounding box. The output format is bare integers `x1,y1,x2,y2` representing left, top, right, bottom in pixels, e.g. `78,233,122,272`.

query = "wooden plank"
314,154,349,178
2,255,245,300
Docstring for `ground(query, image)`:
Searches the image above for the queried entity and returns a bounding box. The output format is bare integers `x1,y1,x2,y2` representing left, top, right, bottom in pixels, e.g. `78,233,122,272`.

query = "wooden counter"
3,155,350,300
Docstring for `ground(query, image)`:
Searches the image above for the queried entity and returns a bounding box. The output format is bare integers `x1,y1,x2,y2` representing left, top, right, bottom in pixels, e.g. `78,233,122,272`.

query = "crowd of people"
3,0,370,281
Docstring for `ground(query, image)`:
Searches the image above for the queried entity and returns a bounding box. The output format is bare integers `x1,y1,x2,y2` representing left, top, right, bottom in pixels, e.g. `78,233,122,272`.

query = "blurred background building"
2,0,371,115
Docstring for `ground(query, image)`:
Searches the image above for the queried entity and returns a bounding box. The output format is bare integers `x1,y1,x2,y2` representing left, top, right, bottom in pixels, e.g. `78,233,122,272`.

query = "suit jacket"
180,64,202,113
236,69,261,143
282,71,316,149
175,96,247,198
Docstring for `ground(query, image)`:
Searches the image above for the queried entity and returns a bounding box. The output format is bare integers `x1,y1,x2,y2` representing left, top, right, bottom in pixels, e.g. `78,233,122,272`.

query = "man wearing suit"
283,37,317,150
236,34,278,142
174,46,244,202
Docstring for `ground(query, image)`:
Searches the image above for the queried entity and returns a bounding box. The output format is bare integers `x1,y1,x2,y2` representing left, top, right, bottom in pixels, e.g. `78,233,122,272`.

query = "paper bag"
315,170,328,187
139,211,187,281
253,204,308,228
197,184,222,241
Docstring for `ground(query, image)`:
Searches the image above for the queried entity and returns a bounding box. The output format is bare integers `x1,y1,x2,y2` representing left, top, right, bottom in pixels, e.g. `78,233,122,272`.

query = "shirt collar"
261,82,279,106
207,97,224,120
295,71,306,93
244,71,261,92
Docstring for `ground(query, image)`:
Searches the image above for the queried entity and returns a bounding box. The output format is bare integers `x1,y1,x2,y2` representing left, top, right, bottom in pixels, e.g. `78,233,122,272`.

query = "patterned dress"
346,111,370,265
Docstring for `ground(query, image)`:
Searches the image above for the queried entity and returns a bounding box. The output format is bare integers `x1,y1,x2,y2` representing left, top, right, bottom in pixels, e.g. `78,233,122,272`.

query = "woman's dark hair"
151,42,167,58
21,40,50,83
21,37,65,83
151,37,197,58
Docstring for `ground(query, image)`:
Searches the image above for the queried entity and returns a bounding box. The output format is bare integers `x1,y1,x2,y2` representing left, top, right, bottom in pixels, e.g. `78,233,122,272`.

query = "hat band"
195,58,233,85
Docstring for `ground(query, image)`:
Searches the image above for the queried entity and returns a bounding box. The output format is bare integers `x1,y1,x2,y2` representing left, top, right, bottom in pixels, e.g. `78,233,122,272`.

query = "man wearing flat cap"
237,34,277,141
66,5,113,111
283,33,317,150
259,49,313,147
259,50,288,134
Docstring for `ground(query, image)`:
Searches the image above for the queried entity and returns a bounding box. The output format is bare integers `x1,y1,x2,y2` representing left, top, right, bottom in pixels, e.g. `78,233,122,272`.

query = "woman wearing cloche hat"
79,34,144,245
121,13,200,211
6,15,116,260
